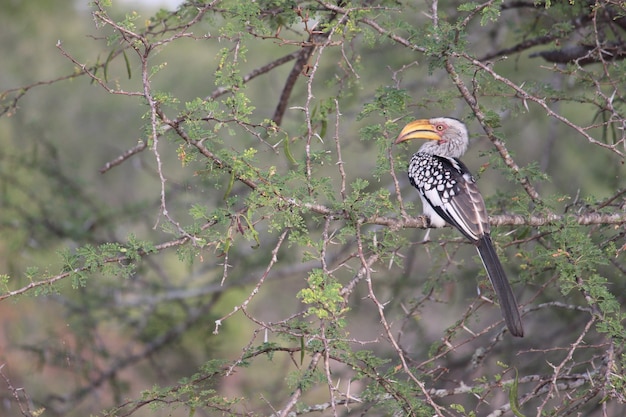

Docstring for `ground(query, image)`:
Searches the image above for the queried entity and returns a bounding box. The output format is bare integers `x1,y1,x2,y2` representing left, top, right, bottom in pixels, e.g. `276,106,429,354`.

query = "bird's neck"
418,141,466,159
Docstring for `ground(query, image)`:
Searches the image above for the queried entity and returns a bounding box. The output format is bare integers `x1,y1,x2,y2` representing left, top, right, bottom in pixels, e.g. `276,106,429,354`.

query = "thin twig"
213,229,289,334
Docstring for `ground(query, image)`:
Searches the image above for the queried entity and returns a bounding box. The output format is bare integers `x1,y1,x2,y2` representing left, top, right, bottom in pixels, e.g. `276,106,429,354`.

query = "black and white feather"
408,152,488,241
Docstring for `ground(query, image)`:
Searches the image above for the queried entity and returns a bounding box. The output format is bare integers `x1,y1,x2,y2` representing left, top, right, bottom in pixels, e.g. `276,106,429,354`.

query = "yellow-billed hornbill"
396,117,524,337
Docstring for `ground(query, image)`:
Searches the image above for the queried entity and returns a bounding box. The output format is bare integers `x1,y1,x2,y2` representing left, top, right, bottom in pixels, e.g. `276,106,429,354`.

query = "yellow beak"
395,119,440,144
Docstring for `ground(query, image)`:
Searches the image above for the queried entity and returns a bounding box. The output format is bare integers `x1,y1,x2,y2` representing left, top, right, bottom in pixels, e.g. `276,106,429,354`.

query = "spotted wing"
410,153,490,242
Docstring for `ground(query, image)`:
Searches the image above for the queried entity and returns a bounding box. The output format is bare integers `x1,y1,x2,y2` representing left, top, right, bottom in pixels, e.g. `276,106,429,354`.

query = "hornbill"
395,117,524,337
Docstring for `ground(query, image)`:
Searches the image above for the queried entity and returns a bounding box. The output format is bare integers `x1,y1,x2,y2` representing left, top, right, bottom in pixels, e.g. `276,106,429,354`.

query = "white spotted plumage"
408,151,487,242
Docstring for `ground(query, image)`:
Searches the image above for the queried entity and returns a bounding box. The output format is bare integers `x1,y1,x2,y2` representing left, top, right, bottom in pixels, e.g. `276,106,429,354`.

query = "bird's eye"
435,124,445,131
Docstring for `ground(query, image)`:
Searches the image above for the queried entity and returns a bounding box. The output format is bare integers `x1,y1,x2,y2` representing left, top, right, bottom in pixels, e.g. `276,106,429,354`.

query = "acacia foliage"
0,1,625,416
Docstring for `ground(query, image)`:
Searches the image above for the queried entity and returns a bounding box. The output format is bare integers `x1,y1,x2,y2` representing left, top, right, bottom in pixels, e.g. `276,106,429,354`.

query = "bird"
395,117,524,337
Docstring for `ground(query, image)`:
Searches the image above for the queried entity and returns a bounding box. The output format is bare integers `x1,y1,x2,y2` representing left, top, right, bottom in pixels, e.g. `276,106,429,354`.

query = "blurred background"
0,1,624,416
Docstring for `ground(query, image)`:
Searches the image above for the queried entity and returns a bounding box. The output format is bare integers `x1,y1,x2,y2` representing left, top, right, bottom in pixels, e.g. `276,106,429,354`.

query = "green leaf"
122,49,132,79
509,369,524,417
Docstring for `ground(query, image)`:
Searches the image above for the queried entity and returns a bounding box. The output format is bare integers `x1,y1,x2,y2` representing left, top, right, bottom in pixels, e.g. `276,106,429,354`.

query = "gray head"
395,117,469,158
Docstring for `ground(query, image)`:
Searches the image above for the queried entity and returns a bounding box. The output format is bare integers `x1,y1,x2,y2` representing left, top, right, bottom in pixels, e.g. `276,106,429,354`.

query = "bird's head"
395,117,469,158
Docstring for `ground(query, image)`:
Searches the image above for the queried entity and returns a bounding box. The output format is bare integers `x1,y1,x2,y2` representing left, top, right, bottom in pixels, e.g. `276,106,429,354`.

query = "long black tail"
476,234,524,337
